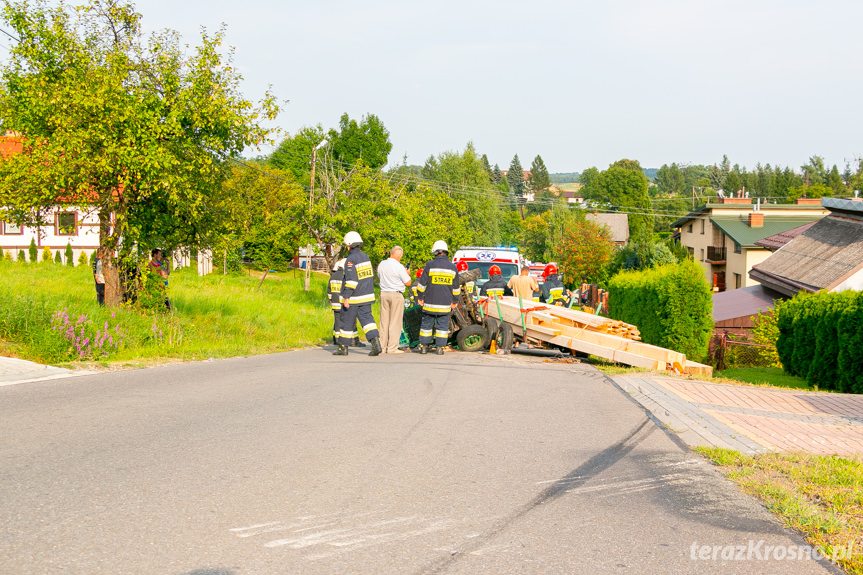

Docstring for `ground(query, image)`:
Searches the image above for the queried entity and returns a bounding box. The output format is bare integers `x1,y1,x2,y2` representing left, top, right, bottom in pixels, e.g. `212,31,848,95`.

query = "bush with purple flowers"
51,308,125,359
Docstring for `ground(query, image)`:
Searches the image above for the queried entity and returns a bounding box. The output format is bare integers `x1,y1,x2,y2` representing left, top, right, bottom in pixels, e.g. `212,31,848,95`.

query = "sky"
5,0,863,173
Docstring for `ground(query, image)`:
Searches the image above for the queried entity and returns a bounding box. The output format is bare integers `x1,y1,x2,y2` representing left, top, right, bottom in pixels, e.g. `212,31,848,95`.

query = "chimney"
749,212,764,228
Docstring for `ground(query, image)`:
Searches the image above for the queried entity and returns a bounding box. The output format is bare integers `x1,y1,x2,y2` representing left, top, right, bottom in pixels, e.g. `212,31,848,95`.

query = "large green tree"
579,161,653,245
328,113,392,170
422,142,502,246
507,154,525,197
0,0,278,305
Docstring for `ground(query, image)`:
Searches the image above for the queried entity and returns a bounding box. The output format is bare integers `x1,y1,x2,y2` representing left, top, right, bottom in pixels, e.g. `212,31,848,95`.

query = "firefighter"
416,240,459,355
333,231,382,357
539,263,569,306
456,260,476,298
327,258,366,348
480,264,507,298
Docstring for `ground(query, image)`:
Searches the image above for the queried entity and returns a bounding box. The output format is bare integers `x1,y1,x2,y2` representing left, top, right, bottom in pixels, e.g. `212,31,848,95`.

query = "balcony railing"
706,246,727,262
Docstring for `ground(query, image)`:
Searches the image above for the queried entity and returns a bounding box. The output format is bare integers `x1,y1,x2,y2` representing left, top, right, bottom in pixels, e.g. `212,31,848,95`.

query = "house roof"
712,284,783,323
586,212,629,243
755,221,817,251
749,207,863,295
710,215,823,248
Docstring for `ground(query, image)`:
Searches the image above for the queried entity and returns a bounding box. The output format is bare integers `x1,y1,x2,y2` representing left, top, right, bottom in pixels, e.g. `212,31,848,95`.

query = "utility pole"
305,139,329,292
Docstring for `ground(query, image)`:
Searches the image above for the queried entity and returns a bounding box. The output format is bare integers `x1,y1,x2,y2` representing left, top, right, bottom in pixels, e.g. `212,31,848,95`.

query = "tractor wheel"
456,324,490,352
482,317,500,345
495,322,514,351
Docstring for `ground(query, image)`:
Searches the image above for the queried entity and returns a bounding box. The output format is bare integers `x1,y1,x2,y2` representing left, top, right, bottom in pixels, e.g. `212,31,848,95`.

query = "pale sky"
7,0,863,173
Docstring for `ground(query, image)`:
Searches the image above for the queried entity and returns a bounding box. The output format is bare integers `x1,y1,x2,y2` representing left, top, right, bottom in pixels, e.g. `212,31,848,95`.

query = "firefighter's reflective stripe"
429,268,455,285
419,327,433,338
349,293,376,304
549,287,565,298
355,261,373,280
361,321,378,333
485,288,504,297
417,283,427,293
344,279,358,289
419,327,448,338
330,301,341,311
423,302,451,313
451,286,460,296
339,328,359,338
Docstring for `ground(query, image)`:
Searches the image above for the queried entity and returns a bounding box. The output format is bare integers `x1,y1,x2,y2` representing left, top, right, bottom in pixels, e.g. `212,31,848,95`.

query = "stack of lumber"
486,297,712,377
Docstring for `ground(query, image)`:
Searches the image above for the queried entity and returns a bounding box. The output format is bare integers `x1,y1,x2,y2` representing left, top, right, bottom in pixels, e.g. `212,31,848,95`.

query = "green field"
0,259,337,367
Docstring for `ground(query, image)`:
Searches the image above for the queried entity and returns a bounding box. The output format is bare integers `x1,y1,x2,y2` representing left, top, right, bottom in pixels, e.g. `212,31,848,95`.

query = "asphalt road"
0,348,842,575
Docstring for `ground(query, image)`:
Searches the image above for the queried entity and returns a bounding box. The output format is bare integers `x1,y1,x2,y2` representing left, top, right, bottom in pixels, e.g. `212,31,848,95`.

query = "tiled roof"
755,222,816,251
586,213,629,243
750,213,863,293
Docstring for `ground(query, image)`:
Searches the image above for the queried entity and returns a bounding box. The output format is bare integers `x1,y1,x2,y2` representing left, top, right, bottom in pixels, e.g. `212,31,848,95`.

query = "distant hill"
550,172,581,184
552,169,656,183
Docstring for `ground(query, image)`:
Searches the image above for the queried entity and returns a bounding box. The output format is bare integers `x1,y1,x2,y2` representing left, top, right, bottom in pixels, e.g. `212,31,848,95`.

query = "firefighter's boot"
419,344,428,355
332,345,348,356
352,337,367,348
369,337,382,357
436,346,445,356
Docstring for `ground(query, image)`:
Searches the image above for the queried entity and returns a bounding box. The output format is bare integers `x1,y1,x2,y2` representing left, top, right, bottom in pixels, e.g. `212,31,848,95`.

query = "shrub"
42,246,53,263
750,307,782,369
2,250,11,262
777,291,863,392
54,250,62,264
78,251,89,266
18,249,26,262
65,243,74,267
28,238,37,263
607,259,713,360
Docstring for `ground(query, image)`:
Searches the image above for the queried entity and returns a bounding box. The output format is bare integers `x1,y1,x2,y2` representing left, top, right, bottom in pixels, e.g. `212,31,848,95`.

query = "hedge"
607,259,713,361
777,291,863,393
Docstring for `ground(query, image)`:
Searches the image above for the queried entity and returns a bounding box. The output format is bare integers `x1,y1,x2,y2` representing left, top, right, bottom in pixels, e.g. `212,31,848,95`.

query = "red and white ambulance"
451,246,524,288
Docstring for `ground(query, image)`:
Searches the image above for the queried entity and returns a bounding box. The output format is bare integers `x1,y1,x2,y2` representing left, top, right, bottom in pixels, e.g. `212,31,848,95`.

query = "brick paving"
612,375,863,457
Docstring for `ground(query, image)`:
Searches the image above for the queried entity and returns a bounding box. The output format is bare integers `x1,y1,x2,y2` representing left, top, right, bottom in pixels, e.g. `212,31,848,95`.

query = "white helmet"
333,258,346,271
432,240,448,254
344,231,363,246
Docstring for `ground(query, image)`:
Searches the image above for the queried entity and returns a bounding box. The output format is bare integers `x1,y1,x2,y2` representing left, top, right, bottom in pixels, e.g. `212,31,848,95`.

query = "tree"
555,220,615,286
328,113,392,170
528,155,550,194
28,238,36,263
422,142,503,246
507,154,525,196
0,0,278,306
268,125,327,183
65,242,73,267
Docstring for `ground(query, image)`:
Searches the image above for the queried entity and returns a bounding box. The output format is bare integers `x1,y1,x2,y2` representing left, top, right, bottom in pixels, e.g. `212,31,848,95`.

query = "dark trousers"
337,303,379,346
419,312,450,347
95,282,105,306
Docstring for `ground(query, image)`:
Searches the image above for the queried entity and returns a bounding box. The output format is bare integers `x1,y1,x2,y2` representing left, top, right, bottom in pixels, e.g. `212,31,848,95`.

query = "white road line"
230,521,281,532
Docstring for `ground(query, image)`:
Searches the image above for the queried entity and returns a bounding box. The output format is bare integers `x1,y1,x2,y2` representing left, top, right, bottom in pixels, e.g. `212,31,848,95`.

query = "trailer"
482,296,712,377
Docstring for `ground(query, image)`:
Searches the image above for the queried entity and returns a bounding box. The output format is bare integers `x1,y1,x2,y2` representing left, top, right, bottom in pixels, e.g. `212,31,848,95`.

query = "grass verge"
716,367,813,391
697,447,863,574
0,259,341,368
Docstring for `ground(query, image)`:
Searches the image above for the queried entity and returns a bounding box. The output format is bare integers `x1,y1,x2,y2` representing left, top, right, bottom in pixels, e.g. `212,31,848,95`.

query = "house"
672,197,828,292
712,284,783,340
586,212,630,245
749,197,863,296
1,135,213,274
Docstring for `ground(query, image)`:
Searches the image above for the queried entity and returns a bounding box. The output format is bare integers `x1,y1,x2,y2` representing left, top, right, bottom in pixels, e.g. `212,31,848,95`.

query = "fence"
710,332,780,371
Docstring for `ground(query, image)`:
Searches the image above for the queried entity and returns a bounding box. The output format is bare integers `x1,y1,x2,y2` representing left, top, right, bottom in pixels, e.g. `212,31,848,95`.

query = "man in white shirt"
376,246,412,353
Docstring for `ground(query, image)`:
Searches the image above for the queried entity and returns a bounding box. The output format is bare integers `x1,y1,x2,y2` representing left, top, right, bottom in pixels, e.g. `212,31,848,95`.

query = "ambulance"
451,246,524,288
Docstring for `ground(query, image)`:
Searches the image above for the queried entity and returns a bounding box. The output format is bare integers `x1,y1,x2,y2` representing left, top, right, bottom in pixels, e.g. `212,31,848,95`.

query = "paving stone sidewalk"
611,375,863,456
0,356,92,386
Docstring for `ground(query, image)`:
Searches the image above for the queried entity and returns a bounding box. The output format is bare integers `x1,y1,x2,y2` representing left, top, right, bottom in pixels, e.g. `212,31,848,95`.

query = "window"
734,273,742,289
700,248,704,262
56,212,77,236
2,221,23,235
700,219,705,234
734,242,741,254
687,223,693,233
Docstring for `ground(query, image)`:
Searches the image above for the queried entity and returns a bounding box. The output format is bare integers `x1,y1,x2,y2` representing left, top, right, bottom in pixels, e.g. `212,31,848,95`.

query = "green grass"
717,367,814,391
698,447,863,574
0,259,338,367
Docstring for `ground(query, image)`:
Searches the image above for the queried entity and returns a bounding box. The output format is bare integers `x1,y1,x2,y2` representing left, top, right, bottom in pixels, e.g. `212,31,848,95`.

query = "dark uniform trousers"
419,313,450,348
337,304,379,346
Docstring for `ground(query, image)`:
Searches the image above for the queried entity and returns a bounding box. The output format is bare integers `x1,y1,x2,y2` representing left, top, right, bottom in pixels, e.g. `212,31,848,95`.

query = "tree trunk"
99,208,123,307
